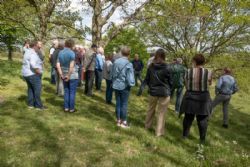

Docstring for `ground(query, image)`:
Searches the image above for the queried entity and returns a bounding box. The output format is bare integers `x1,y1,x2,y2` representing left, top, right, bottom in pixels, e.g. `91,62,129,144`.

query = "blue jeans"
171,87,183,112
106,79,113,103
115,87,130,121
95,69,103,90
63,79,78,110
24,74,43,108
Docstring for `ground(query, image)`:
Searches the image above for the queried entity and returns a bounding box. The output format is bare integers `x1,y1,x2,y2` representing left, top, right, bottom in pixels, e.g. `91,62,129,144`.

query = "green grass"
0,58,249,167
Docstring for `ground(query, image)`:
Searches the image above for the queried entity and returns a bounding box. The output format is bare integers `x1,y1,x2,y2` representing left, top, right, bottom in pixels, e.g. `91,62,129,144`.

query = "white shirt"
23,47,29,55
22,49,43,77
49,47,55,55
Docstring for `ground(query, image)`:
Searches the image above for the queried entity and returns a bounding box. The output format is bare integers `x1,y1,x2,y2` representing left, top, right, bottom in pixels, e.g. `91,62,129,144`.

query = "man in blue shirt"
57,39,79,113
112,46,135,128
212,68,238,128
95,47,104,91
22,40,45,110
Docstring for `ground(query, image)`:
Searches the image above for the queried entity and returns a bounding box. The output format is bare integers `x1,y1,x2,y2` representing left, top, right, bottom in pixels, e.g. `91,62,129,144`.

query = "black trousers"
134,71,143,86
183,113,208,141
85,70,95,96
95,69,103,90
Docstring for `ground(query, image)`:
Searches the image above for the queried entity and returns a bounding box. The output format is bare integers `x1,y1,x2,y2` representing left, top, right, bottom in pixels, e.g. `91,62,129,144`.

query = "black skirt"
180,91,212,116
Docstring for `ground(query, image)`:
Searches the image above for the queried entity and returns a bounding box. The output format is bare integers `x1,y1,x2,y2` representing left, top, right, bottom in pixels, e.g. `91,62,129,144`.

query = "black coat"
145,63,173,97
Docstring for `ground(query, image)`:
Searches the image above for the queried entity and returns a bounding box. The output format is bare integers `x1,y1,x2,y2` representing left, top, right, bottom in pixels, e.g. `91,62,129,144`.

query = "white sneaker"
120,123,130,129
117,120,121,127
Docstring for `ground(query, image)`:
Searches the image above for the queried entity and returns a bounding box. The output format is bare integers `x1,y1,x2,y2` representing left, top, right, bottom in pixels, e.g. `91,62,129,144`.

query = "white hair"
98,47,104,54
176,58,183,64
52,39,59,45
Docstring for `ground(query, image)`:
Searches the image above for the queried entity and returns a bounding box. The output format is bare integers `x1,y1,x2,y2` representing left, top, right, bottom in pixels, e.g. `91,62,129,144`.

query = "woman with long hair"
144,49,173,137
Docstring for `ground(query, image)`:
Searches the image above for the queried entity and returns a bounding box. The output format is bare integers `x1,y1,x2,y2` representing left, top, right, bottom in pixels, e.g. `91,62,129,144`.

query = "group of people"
21,39,238,143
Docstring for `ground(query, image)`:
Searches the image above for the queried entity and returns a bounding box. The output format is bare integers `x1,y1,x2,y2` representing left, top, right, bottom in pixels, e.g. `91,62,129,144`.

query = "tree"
105,28,148,60
0,0,85,43
83,0,152,46
138,0,250,65
0,24,27,61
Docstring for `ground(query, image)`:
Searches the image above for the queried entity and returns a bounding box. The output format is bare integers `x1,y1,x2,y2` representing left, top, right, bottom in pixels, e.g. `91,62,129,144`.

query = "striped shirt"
185,68,212,92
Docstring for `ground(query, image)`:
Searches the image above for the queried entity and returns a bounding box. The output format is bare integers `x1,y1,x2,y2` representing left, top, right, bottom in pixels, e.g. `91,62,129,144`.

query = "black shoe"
222,124,228,128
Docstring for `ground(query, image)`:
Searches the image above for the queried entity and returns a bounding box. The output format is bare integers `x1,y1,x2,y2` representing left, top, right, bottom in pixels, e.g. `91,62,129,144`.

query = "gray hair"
121,46,130,57
176,58,183,64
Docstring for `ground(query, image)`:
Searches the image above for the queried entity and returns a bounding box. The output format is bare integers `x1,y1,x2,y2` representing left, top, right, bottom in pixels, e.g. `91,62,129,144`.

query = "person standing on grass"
49,40,59,84
180,54,212,144
170,58,186,114
103,54,113,104
57,39,78,113
95,47,105,91
75,45,85,87
131,54,144,86
22,40,46,110
212,68,238,129
112,46,135,128
142,49,173,137
52,41,64,96
36,41,45,62
84,44,97,96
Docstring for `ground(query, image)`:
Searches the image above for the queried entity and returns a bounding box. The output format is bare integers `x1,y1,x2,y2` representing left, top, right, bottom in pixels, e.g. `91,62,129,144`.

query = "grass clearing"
0,58,249,167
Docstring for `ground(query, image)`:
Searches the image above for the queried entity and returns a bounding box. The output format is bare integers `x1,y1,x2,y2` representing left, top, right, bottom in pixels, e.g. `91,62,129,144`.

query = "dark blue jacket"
132,59,144,71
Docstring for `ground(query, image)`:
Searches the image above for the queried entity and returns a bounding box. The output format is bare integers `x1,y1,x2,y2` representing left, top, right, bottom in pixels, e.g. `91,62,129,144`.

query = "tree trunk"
8,46,13,61
92,23,102,46
92,0,103,46
38,15,48,43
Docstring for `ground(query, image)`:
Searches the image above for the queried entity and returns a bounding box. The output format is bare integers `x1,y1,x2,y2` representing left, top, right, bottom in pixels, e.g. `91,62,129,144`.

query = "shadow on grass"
45,97,63,108
43,84,56,94
209,104,250,151
0,100,65,166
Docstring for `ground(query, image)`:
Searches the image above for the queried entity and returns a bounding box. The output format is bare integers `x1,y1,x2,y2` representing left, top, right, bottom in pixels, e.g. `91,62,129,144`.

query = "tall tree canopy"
138,0,250,65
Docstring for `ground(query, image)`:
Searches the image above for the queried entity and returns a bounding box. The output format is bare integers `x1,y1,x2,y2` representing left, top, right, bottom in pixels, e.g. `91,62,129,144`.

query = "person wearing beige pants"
145,96,170,136
138,49,173,136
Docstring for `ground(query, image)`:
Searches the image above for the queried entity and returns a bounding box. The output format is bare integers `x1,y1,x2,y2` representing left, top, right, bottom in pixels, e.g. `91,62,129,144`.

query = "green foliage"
105,28,149,61
139,0,250,65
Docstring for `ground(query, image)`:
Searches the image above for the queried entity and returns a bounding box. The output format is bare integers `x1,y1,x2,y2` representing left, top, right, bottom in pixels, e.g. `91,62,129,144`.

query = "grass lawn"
0,58,249,167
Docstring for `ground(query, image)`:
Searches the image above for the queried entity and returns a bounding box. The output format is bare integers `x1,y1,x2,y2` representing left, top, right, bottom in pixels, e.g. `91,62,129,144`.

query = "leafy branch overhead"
84,0,153,46
0,0,85,42
138,0,250,64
